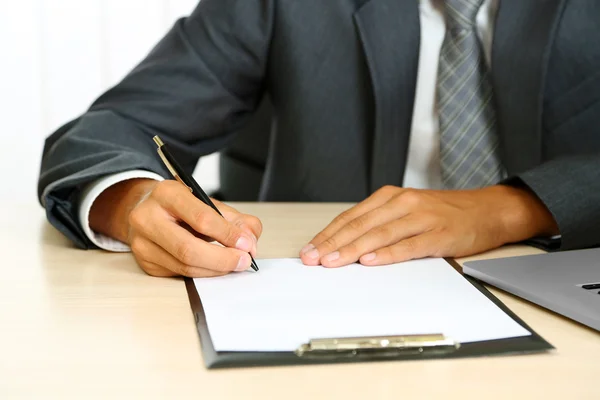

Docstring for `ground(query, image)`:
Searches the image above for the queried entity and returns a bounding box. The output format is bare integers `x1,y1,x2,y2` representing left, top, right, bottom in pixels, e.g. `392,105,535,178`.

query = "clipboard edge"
445,258,554,350
184,259,553,369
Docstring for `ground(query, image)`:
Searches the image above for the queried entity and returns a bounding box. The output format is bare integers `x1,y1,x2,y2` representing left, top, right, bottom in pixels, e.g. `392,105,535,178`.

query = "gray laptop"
463,248,600,331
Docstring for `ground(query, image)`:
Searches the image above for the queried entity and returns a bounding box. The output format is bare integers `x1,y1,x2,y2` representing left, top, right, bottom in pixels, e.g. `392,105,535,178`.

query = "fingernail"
305,248,320,260
235,236,252,252
324,251,340,263
300,243,315,255
362,253,376,262
235,254,250,272
249,234,258,255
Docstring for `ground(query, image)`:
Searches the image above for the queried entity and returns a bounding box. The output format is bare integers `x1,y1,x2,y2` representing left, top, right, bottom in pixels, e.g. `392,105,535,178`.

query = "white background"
0,0,219,203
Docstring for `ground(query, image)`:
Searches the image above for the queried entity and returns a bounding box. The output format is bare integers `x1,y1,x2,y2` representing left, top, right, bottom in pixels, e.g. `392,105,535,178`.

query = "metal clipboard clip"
295,334,460,359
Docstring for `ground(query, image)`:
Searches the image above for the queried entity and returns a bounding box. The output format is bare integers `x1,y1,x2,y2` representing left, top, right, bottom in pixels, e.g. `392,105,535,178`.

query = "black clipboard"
184,259,553,369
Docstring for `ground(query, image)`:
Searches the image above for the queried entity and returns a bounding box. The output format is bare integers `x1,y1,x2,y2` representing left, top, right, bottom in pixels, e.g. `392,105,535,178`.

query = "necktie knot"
444,0,485,30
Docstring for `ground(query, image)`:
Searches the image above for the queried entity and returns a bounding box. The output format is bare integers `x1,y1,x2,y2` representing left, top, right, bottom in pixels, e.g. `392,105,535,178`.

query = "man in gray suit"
38,0,600,278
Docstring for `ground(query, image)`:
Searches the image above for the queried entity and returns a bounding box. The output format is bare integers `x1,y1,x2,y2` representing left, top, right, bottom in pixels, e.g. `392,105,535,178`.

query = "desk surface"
1,202,599,399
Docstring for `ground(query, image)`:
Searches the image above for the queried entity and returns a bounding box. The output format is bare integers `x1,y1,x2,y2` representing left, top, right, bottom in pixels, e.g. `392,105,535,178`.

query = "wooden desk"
1,202,599,399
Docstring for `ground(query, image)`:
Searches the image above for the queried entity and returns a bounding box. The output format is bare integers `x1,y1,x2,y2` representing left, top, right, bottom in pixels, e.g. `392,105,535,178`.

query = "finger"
235,214,263,240
152,181,254,253
138,260,192,278
136,259,178,278
130,206,252,272
226,214,263,257
179,221,213,242
131,235,249,277
209,200,262,256
130,236,184,277
303,202,410,266
210,198,239,216
213,199,264,240
319,215,432,268
302,186,400,256
358,232,440,266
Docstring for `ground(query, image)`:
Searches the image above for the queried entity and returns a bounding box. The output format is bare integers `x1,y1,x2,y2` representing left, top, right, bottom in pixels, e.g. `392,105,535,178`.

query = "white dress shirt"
403,0,496,189
79,0,497,252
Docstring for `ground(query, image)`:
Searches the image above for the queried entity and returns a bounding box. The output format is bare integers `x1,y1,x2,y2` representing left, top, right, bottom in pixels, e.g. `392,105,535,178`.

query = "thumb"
236,214,263,241
231,214,263,257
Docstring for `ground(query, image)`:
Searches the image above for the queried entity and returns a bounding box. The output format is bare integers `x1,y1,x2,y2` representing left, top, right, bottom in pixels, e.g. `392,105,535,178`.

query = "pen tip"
251,259,259,272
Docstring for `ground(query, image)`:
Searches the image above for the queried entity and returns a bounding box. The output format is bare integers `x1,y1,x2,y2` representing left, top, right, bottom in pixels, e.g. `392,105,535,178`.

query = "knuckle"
348,217,367,232
389,249,407,263
374,185,398,199
379,185,396,194
397,189,422,206
192,209,212,233
322,237,338,250
130,237,145,256
342,242,359,256
378,247,393,261
137,261,153,276
178,264,194,277
430,246,445,258
174,242,195,265
310,233,327,245
224,224,242,245
404,239,418,253
246,215,263,235
333,211,352,226
373,225,395,242
128,207,145,231
141,264,162,277
399,239,420,256
135,258,163,277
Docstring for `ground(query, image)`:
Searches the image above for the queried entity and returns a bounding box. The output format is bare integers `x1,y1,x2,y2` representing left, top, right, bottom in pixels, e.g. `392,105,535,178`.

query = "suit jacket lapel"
492,0,567,174
354,0,420,192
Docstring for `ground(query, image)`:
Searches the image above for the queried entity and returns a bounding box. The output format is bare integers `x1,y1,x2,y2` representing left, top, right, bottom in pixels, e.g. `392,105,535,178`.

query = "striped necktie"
437,0,505,189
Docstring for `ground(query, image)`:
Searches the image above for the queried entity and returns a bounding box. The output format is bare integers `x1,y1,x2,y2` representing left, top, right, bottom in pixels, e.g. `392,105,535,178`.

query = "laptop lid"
463,248,600,331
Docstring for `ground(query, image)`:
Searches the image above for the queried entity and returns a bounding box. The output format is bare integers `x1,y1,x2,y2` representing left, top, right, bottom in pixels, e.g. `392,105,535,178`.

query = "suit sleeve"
37,0,275,248
514,154,600,251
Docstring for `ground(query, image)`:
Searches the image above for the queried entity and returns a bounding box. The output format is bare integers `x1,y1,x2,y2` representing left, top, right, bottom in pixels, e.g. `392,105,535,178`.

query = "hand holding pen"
102,137,262,278
153,135,259,272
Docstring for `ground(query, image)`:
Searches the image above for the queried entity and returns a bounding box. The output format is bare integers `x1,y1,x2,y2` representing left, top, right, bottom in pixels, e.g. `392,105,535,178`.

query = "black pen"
153,135,259,272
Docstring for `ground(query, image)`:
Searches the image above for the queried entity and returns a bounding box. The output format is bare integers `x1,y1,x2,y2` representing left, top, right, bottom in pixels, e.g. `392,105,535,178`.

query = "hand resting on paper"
300,185,559,268
89,179,262,277
90,180,558,277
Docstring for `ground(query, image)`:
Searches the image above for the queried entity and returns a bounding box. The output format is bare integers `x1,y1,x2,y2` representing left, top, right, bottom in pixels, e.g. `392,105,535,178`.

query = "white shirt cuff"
78,170,164,252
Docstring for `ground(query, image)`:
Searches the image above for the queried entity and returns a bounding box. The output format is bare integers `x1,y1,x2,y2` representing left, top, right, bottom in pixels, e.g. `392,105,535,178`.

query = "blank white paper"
193,258,530,352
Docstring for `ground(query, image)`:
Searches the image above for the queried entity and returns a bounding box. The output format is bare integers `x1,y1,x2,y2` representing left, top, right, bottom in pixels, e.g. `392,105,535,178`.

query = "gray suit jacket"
38,0,600,251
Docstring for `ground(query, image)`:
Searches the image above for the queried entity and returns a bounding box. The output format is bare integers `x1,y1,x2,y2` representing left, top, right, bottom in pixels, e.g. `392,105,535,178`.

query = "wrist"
89,178,158,243
483,184,559,244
